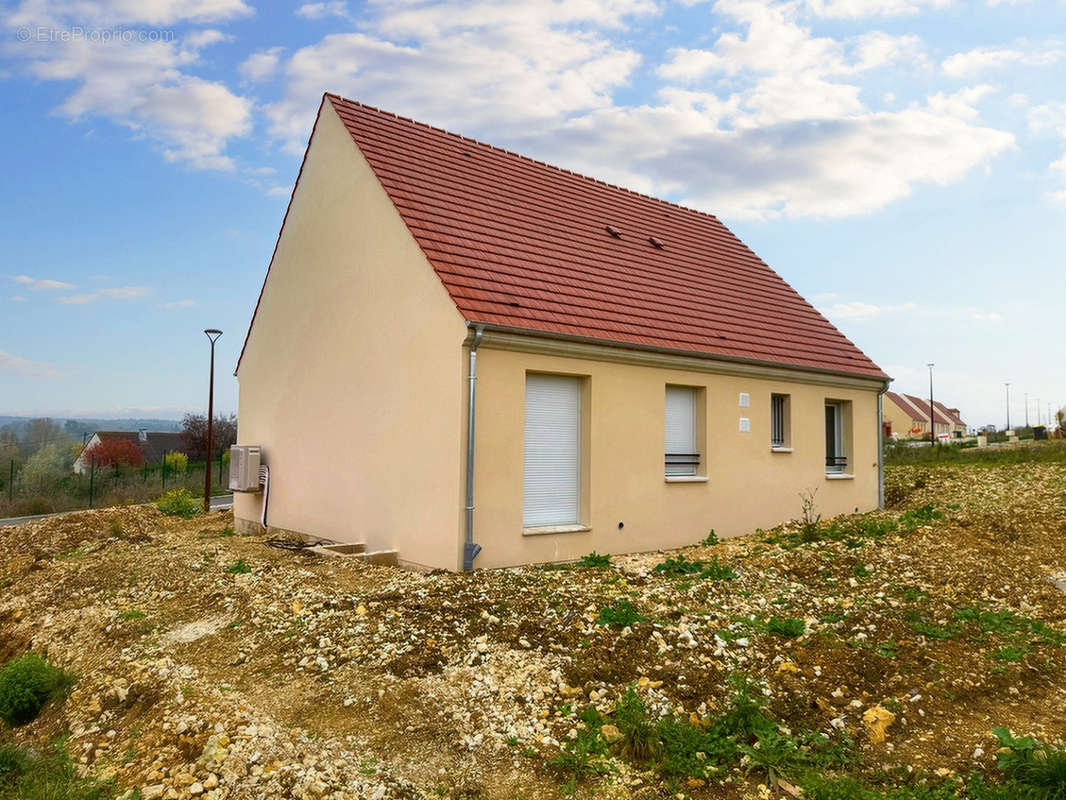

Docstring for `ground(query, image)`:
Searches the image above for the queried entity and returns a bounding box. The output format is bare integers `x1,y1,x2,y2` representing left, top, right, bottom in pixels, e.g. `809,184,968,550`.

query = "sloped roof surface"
312,95,887,378
895,392,955,426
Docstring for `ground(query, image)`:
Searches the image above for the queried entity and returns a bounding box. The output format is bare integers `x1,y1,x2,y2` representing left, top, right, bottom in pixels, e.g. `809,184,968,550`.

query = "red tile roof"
240,94,888,380
899,393,953,425
933,401,965,426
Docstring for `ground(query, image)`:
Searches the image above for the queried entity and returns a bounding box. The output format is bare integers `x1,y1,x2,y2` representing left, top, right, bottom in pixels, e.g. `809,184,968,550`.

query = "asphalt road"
0,494,234,529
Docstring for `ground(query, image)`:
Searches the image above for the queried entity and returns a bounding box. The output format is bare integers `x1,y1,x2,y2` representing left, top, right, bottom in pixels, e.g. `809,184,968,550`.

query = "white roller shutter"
665,386,697,475
523,374,581,527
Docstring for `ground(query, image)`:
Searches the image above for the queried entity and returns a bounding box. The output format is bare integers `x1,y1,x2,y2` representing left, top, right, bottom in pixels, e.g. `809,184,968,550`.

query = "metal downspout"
877,386,887,510
463,325,485,571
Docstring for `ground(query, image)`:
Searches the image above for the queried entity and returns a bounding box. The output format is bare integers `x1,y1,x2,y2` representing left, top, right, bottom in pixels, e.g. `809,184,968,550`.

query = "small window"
825,401,847,473
771,394,791,449
665,386,699,476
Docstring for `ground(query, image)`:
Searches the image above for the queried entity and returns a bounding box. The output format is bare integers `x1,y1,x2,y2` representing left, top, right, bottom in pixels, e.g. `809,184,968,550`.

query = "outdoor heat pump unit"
229,445,262,492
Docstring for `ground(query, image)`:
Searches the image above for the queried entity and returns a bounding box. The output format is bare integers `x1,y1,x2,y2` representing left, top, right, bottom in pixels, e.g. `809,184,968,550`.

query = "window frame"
664,384,707,481
770,393,791,451
523,373,584,529
824,400,850,476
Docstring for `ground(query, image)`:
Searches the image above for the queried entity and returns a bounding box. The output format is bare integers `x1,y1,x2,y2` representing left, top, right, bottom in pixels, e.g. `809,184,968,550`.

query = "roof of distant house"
886,392,958,426
239,94,888,382
83,431,184,464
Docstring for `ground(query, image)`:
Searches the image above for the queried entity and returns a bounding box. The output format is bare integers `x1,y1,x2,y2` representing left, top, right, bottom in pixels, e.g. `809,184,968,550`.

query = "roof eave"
463,321,891,389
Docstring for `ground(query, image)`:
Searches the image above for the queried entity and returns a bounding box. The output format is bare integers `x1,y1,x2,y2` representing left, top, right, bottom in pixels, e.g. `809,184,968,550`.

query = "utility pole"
927,363,935,444
1005,382,1011,431
1025,392,1029,428
203,329,223,514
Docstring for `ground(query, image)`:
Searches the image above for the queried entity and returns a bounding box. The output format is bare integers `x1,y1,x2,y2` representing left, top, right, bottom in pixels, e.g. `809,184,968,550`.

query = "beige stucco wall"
234,100,469,571
469,344,882,569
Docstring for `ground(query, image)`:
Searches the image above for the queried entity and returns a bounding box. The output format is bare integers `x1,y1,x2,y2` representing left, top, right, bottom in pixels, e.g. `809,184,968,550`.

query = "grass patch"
117,610,146,621
224,558,252,575
0,654,76,727
0,738,117,800
595,599,645,628
653,554,737,581
767,616,806,638
576,551,611,568
551,675,851,788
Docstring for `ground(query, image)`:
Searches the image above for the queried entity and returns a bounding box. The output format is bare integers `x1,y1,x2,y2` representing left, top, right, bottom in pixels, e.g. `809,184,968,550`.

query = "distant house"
883,392,966,440
73,430,184,473
233,94,890,571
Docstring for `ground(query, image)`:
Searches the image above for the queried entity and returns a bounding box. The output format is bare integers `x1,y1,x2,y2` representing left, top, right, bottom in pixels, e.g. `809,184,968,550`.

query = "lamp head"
204,328,223,343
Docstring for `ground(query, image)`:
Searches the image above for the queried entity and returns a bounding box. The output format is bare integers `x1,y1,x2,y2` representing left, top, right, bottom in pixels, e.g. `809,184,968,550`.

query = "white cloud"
265,0,654,152
7,0,253,27
57,293,102,304
6,9,252,170
942,44,1063,78
57,286,149,303
0,349,64,377
1028,103,1066,197
12,274,76,290
161,299,195,308
10,295,27,302
99,286,150,299
805,0,952,17
238,47,284,83
296,1,350,19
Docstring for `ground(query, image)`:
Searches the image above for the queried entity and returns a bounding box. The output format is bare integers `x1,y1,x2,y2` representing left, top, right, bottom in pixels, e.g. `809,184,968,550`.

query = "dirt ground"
1,462,1065,799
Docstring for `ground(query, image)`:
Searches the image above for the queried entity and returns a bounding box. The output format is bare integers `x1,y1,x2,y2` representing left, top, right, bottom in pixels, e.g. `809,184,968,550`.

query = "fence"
0,452,229,518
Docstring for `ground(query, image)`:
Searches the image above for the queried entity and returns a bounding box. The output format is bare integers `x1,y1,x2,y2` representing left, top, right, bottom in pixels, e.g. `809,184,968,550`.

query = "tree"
82,438,145,468
22,418,64,455
180,414,237,461
20,444,67,495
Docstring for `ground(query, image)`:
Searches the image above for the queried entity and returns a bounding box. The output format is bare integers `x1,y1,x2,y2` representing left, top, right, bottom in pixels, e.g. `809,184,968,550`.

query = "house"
233,93,890,571
73,430,184,473
882,392,967,440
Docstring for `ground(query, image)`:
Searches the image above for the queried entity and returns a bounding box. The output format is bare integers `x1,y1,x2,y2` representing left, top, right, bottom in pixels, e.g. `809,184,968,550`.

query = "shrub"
576,551,611,568
156,488,199,519
596,599,645,627
164,451,189,474
0,654,76,727
702,529,720,546
81,438,144,468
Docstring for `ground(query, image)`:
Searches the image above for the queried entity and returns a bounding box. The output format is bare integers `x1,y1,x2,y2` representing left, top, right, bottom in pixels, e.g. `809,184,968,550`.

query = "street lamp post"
204,329,223,514
1025,392,1029,428
1005,382,1011,431
927,363,935,445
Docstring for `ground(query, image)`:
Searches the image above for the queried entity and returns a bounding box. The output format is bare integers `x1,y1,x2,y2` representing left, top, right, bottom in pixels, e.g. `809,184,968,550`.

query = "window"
771,394,790,449
665,385,699,476
524,374,581,527
825,401,847,473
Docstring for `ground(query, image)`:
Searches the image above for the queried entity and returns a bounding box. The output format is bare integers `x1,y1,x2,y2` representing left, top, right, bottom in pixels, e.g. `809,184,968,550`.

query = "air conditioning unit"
229,445,262,492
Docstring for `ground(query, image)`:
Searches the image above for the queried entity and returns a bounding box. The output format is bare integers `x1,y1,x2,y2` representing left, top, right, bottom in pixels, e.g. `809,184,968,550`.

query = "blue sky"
1,0,1063,428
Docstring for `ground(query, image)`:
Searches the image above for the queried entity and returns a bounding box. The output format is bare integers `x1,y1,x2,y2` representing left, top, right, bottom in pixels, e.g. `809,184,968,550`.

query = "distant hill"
0,416,182,434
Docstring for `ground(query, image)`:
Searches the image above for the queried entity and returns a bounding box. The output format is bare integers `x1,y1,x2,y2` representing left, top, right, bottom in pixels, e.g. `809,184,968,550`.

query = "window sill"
825,473,854,480
771,446,793,453
665,476,709,483
522,524,591,536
